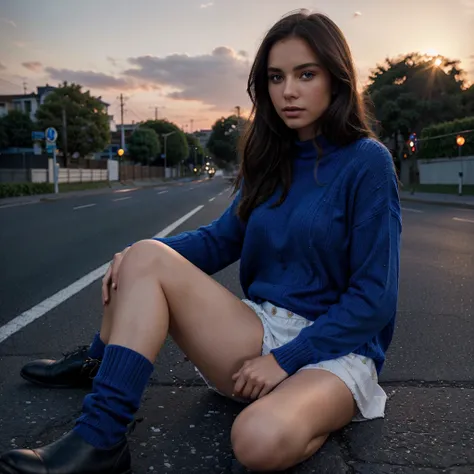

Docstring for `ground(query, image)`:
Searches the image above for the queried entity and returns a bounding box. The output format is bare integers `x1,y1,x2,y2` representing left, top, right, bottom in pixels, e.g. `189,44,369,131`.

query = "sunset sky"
1,0,473,130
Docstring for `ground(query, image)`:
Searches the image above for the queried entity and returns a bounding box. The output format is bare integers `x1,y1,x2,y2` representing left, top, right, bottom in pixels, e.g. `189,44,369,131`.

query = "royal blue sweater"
155,137,402,376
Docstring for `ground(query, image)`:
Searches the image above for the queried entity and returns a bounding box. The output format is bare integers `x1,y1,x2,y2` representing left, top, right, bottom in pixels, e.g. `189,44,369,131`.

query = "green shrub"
419,116,474,159
0,182,54,198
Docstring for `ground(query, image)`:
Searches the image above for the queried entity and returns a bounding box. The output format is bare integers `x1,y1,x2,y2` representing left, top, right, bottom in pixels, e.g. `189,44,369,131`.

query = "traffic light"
408,133,417,154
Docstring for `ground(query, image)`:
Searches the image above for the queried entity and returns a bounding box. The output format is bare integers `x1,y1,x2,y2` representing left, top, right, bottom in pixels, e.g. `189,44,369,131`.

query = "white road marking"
0,205,205,344
73,203,96,210
209,197,215,202
113,188,138,193
112,197,132,202
0,201,38,210
453,217,474,224
401,207,424,213
158,191,168,195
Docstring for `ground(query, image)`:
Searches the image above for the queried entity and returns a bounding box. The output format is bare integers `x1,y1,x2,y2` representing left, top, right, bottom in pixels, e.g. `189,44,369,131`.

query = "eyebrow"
268,62,321,72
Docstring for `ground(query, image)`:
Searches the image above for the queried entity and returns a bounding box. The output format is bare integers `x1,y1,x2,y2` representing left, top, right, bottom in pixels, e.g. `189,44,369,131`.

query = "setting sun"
434,57,442,67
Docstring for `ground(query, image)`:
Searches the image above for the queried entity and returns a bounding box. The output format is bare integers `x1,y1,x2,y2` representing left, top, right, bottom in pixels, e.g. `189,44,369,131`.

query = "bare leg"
231,369,357,471
107,239,264,395
98,288,116,345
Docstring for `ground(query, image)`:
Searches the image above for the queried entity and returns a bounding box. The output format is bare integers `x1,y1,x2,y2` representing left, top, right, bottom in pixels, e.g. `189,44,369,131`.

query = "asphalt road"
0,179,473,473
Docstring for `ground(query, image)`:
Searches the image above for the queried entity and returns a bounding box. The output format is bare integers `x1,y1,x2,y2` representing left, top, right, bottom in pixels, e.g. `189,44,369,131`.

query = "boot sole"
20,371,92,389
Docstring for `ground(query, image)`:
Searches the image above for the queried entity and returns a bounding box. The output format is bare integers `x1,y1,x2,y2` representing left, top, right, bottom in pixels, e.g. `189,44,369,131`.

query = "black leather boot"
20,346,101,388
0,430,131,474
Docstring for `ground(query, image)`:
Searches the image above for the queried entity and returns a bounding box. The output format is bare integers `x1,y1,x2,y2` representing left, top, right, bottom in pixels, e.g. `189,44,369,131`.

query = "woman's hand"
102,247,130,305
231,354,289,400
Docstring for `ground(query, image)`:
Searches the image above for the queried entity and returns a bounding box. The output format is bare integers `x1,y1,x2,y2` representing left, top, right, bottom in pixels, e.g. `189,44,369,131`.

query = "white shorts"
196,299,387,422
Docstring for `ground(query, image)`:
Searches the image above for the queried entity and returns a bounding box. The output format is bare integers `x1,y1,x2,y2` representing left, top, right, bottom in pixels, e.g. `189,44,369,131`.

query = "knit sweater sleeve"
153,191,246,275
271,142,402,375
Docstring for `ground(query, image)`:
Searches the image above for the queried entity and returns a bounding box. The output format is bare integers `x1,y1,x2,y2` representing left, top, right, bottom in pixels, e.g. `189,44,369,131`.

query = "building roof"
0,93,36,102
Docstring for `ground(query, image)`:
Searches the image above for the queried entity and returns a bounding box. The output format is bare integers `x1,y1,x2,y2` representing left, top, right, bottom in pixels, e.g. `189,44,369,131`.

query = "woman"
0,10,401,474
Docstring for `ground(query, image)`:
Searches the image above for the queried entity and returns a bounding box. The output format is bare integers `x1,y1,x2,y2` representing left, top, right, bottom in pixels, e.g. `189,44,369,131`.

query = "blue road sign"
45,127,58,143
32,131,45,141
46,143,56,153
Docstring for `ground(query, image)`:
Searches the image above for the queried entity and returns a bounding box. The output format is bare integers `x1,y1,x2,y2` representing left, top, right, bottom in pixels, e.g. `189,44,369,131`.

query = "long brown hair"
234,10,376,221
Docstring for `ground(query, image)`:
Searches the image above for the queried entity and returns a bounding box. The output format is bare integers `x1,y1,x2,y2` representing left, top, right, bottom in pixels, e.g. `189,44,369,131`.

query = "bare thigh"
231,369,356,471
121,240,264,396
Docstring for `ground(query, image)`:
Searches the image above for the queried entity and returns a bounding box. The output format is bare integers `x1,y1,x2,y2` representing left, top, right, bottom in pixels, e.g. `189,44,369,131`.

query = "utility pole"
120,93,125,150
23,81,28,95
62,107,68,162
190,119,194,133
149,106,160,121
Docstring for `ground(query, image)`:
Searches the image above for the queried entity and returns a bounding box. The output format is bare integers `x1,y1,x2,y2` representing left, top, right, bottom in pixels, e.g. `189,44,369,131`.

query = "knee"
121,239,167,275
231,409,292,472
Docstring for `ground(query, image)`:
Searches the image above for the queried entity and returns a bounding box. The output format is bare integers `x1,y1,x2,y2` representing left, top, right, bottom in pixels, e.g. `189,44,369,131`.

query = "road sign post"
45,128,59,194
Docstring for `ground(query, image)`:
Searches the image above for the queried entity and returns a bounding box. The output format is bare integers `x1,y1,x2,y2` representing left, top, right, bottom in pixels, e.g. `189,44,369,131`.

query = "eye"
301,71,315,80
269,74,283,83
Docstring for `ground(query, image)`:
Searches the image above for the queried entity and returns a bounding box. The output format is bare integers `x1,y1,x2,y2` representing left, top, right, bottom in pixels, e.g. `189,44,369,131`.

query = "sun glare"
425,48,439,57
434,57,442,67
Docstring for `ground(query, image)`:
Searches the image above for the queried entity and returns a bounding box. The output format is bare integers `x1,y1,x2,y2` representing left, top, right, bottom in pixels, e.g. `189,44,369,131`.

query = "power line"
418,129,474,142
0,77,23,92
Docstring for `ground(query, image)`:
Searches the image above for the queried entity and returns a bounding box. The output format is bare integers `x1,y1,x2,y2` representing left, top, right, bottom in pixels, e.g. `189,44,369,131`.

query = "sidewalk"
400,190,474,209
0,177,198,207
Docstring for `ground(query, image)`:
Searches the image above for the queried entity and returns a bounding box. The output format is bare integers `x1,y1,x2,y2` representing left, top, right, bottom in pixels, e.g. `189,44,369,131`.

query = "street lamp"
161,131,176,177
456,135,466,196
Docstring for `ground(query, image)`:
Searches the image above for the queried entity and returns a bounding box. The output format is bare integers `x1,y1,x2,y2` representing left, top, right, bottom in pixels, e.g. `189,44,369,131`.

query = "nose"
283,77,298,100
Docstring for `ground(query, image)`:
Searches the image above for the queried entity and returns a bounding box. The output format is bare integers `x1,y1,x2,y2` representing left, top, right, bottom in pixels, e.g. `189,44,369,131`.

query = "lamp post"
117,148,124,181
456,135,466,196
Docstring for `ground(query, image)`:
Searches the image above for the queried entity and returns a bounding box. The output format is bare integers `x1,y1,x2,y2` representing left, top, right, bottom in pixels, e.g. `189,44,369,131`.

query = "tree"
0,119,8,149
462,85,474,116
207,115,240,170
1,110,34,148
141,120,188,166
36,82,110,158
185,133,205,166
127,127,161,164
366,53,467,157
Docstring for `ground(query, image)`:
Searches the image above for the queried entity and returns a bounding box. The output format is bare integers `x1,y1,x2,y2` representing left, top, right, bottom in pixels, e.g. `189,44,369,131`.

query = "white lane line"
158,191,168,195
153,205,203,238
113,188,138,194
453,217,474,224
209,197,216,202
112,197,132,202
73,203,96,210
401,207,424,213
0,201,39,210
0,205,205,345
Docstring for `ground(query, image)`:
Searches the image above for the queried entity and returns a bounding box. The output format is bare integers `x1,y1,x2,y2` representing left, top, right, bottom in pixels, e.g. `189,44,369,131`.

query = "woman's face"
267,37,332,141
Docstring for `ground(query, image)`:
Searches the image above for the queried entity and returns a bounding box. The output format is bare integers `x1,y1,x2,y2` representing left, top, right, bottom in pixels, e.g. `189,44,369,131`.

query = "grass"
58,181,111,193
408,184,474,196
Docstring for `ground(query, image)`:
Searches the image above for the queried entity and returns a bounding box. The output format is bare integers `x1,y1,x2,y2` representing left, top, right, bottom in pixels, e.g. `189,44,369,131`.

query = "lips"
282,107,304,118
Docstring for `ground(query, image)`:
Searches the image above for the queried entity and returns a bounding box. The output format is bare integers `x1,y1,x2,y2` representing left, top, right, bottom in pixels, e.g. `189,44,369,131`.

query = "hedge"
0,182,54,199
419,116,474,159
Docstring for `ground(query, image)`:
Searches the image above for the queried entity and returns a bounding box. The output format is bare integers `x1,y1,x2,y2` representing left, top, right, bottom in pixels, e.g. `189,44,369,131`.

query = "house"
0,85,113,125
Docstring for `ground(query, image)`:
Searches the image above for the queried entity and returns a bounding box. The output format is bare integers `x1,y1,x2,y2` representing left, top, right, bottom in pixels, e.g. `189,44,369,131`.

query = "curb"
0,178,202,207
400,195,474,210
